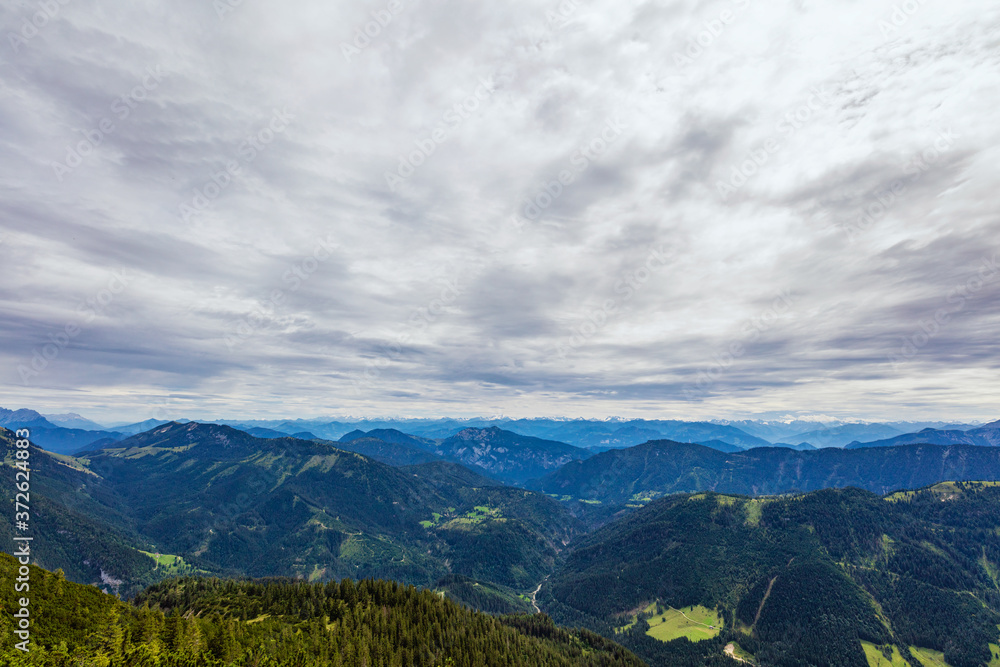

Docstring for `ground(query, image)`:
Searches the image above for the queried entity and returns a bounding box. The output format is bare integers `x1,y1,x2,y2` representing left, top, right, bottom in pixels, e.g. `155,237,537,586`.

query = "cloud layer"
1,0,998,422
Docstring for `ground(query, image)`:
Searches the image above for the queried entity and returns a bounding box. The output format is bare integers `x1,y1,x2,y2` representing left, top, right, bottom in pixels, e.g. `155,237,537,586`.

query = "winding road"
530,578,547,614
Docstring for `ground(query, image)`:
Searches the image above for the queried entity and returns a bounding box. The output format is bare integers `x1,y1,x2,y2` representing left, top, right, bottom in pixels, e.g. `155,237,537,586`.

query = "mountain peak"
0,407,56,429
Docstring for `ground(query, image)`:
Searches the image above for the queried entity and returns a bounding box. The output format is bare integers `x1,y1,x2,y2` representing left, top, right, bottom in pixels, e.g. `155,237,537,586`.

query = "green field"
909,647,950,667
645,605,722,643
422,505,501,529
990,643,1000,667
862,642,911,667
139,551,197,576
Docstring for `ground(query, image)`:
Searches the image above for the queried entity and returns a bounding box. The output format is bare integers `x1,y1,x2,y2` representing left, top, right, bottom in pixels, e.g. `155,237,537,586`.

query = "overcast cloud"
1,0,998,422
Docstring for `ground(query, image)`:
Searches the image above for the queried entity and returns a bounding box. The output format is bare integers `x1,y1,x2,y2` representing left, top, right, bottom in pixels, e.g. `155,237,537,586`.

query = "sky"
1,0,998,423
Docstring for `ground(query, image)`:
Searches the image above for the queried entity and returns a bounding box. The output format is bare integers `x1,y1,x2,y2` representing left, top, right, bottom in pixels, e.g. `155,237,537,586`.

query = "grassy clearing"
861,642,911,667
421,506,501,529
989,644,1000,667
645,605,722,643
909,647,950,667
744,500,763,526
139,551,197,576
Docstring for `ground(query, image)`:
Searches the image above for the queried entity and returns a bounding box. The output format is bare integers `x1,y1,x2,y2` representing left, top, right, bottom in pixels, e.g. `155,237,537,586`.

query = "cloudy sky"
1,0,998,423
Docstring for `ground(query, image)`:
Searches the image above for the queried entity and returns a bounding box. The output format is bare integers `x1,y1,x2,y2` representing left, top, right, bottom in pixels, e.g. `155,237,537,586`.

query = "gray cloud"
0,0,998,423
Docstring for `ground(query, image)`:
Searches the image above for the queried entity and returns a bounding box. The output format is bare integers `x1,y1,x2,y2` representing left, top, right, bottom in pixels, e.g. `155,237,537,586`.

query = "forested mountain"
329,435,442,466
0,554,642,666
1,424,579,607
334,426,591,483
543,483,1000,667
694,440,744,453
530,440,1000,503
770,442,816,451
341,427,439,449
0,429,163,597
425,427,592,484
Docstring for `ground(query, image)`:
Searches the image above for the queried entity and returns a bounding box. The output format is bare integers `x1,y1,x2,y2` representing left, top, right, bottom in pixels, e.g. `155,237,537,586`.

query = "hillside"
0,429,162,597
530,440,1000,504
0,554,642,666
543,484,1000,667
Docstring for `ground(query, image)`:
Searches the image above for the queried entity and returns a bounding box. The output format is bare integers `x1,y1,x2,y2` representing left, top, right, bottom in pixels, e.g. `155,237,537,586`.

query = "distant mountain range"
846,420,1000,449
0,407,56,429
4,406,995,455
782,422,904,447
42,412,108,430
529,439,1000,504
715,418,981,443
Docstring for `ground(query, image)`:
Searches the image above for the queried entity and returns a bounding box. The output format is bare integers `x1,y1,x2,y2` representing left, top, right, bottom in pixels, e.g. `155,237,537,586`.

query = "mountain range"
529,439,1000,504
4,405,995,456
7,416,1000,666
845,420,1000,449
2,423,582,602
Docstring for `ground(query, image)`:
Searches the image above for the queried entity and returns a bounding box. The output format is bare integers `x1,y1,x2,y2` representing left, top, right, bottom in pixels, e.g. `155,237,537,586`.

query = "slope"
0,553,642,666
544,485,1000,667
